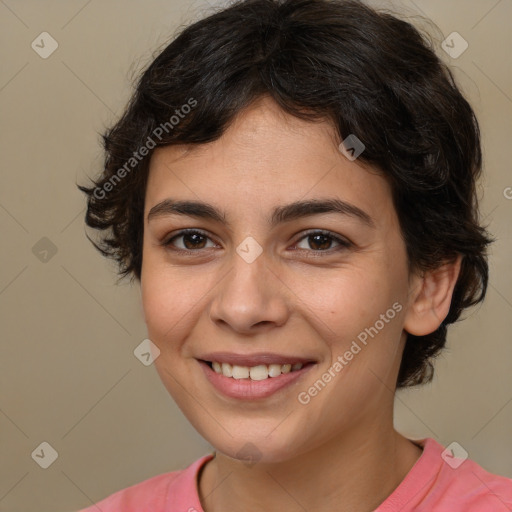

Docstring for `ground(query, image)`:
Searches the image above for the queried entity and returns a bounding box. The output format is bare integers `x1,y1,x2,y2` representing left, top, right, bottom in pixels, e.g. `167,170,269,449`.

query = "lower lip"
198,360,315,400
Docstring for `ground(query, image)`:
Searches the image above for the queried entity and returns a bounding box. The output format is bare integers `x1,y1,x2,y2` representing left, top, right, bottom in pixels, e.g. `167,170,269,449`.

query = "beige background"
0,0,511,510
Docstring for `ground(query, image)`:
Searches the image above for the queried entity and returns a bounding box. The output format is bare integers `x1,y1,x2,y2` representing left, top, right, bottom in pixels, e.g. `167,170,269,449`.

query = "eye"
161,228,352,255
293,230,352,253
162,229,217,252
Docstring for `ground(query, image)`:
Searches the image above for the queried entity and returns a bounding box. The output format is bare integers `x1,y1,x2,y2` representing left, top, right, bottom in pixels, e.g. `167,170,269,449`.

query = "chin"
199,421,310,465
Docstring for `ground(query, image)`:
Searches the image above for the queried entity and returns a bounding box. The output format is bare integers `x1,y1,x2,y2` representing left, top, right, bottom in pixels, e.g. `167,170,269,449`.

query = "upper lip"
198,352,316,367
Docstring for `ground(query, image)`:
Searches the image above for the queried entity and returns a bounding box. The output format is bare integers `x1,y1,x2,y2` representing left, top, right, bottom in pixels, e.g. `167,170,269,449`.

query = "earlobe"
403,255,462,336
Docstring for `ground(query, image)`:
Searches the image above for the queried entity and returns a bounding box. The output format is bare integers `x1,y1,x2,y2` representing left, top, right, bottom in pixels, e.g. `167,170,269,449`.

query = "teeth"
210,361,304,380
249,365,268,381
268,364,282,377
221,362,233,377
232,365,249,379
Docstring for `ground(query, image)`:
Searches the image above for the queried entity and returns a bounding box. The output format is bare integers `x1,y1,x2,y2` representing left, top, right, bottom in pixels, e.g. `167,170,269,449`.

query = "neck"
198,422,422,512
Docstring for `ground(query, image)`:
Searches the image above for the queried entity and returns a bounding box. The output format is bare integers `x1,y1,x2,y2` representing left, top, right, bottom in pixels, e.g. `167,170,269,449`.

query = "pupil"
310,234,330,250
184,233,205,249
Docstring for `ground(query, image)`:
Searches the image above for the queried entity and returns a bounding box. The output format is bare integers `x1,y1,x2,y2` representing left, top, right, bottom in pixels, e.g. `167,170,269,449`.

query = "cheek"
140,258,225,355
142,289,193,345
289,266,393,334
290,264,408,386
140,260,198,343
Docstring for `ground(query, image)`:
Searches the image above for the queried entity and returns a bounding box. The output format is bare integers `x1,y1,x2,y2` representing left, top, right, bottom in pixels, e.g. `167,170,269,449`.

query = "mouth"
197,357,316,400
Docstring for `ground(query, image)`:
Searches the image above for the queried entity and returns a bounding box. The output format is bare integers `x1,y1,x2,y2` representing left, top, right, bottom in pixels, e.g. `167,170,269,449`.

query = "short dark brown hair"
78,0,494,388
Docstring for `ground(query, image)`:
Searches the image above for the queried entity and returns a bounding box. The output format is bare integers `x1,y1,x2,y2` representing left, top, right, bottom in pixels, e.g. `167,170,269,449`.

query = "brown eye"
294,230,352,252
163,229,216,251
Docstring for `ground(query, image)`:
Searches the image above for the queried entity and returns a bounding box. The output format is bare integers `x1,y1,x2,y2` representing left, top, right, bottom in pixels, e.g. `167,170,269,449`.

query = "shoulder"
379,438,512,511
75,470,180,511
75,454,213,512
423,439,512,510
438,457,512,510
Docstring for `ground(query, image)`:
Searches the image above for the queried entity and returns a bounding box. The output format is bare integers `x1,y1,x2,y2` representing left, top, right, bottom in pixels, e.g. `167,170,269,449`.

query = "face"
140,96,417,463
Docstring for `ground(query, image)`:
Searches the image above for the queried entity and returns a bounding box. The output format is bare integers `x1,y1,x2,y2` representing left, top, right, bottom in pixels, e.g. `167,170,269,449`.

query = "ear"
403,255,462,336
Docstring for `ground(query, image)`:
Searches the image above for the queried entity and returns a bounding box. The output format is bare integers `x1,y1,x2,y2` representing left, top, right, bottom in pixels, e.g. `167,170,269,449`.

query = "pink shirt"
77,438,512,511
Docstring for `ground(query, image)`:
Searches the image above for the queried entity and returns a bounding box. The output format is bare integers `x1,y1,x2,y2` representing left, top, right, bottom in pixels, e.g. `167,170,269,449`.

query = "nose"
208,249,290,335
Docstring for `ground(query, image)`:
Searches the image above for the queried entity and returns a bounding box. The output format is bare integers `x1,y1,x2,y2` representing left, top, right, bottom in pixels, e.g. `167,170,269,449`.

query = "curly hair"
78,0,494,388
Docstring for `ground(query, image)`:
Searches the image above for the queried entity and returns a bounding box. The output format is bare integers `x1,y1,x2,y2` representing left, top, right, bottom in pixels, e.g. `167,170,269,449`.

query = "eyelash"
161,228,352,255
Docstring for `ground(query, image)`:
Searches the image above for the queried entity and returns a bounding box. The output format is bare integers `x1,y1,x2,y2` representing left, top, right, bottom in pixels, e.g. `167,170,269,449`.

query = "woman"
77,0,512,510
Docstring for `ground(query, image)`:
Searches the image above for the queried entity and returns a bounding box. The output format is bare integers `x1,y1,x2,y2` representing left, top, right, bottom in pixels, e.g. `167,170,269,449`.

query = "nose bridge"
209,243,288,332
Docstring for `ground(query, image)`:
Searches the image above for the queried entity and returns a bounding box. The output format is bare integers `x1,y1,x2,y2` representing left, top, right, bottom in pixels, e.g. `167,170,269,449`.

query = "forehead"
145,97,395,230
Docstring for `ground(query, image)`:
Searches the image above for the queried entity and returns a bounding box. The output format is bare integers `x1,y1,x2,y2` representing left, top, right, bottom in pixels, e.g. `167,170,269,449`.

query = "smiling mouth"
202,360,314,381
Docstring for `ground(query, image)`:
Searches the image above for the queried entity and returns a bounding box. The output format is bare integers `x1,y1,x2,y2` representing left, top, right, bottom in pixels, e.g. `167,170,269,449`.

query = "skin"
140,95,461,512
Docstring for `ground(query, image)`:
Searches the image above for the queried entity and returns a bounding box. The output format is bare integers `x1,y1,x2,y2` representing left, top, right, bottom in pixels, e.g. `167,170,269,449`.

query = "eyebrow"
147,197,376,229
